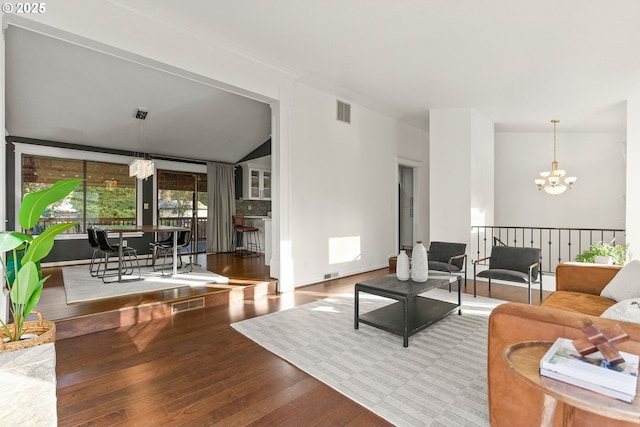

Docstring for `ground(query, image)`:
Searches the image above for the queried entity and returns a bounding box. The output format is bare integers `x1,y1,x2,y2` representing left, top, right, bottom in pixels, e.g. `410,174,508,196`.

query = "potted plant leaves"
0,178,81,351
575,239,630,266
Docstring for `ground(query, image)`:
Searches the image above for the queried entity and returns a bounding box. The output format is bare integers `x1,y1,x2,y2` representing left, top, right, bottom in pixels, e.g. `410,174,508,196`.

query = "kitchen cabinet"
248,168,271,200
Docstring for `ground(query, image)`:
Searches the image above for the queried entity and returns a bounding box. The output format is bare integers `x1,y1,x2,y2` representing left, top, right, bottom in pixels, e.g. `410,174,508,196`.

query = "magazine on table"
539,337,639,403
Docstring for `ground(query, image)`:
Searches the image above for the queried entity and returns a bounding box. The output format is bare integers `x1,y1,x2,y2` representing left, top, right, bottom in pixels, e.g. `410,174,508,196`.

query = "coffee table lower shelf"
358,296,457,342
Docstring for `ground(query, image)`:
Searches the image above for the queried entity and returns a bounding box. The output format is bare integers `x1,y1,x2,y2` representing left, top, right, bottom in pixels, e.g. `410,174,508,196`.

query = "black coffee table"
354,273,461,347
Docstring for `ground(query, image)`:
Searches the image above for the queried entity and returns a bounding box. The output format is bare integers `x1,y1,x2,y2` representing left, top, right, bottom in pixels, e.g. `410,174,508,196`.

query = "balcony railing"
471,226,625,274
32,217,136,234
33,216,208,253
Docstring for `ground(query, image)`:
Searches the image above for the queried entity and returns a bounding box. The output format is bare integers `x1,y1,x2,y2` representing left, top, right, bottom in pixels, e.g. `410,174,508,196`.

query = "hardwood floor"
51,255,550,426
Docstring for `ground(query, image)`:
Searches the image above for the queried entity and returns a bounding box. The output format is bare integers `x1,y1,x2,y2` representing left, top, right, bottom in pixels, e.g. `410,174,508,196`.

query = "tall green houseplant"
0,179,81,341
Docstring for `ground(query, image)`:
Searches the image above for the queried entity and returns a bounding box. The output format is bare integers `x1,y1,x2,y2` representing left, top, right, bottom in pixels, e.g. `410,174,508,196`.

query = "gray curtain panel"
206,162,235,253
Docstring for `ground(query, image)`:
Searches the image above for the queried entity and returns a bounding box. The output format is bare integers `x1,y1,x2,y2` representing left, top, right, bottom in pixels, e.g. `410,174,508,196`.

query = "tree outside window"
21,155,137,233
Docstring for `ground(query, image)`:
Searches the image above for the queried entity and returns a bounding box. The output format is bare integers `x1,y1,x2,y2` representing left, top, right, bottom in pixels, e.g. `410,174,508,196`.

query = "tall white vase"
396,250,410,281
411,241,429,282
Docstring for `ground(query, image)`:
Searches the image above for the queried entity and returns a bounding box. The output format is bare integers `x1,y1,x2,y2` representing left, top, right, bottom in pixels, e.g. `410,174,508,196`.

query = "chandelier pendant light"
129,158,155,180
129,108,155,180
534,119,576,195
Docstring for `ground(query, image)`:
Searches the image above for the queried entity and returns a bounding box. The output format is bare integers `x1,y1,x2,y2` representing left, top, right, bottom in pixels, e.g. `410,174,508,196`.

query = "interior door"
399,165,414,252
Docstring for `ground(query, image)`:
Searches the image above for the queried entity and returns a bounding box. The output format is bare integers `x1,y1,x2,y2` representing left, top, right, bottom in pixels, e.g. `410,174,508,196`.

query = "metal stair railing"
471,226,625,274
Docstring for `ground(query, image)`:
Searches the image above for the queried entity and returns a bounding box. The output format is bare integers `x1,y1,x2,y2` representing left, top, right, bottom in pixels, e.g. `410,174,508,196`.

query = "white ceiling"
110,0,636,133
6,0,640,161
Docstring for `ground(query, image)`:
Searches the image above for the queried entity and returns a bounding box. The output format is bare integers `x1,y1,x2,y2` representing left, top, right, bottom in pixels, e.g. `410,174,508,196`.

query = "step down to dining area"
39,253,278,340
53,278,278,340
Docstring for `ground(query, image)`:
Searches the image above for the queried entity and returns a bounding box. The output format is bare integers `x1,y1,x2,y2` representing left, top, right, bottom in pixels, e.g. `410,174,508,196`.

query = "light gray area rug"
62,265,229,304
232,287,506,427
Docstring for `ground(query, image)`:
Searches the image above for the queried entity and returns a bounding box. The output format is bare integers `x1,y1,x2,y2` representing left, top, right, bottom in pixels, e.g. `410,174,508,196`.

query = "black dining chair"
94,229,141,282
154,229,193,275
147,232,174,267
86,227,101,277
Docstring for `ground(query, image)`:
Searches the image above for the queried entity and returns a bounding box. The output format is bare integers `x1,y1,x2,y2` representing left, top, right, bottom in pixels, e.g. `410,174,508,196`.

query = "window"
22,154,137,234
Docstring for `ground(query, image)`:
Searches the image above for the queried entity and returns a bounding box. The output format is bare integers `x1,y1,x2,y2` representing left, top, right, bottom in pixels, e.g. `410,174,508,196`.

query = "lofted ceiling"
5,26,272,164
5,0,640,161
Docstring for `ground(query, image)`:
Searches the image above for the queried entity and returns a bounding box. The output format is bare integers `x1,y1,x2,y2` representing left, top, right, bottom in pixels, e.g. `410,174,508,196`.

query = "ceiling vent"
337,100,351,124
135,109,148,120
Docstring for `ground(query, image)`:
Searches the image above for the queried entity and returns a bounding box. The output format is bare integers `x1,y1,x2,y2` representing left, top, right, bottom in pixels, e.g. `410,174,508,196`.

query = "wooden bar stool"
232,215,261,257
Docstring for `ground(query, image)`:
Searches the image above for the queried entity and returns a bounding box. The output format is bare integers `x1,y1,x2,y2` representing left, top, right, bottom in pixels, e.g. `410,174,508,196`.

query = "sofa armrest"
555,262,622,295
488,302,640,427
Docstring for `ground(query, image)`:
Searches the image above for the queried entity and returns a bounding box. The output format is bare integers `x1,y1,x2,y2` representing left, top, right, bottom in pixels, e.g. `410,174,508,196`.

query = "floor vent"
337,100,351,123
171,297,205,314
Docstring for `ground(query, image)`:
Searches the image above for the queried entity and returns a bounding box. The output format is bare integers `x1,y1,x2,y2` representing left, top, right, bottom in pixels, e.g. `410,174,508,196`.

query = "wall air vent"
171,297,205,314
337,100,351,124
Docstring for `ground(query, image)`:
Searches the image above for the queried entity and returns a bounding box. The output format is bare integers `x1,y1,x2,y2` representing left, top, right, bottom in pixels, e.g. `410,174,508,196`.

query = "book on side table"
540,337,639,403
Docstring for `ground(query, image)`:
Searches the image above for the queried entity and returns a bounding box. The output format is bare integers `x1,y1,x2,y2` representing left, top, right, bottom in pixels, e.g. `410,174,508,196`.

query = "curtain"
206,162,235,253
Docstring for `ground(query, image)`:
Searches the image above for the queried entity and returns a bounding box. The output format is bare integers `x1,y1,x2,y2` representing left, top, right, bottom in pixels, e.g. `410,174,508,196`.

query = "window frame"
151,159,207,226
14,143,144,240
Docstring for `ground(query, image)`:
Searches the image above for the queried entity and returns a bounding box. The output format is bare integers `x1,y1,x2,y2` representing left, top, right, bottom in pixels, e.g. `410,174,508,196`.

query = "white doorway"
399,165,414,252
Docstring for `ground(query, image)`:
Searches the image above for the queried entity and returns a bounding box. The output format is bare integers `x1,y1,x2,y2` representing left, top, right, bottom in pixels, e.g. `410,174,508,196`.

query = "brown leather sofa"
488,262,640,427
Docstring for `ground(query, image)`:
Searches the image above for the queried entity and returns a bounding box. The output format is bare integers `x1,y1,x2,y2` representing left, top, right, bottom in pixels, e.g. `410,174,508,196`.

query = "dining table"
106,225,188,282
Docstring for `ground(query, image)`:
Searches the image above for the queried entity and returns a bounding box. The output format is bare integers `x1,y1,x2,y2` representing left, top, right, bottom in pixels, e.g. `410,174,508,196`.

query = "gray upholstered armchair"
427,241,467,291
473,245,542,304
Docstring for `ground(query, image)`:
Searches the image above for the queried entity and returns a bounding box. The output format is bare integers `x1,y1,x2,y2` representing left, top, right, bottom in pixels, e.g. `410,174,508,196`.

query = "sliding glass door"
157,170,208,254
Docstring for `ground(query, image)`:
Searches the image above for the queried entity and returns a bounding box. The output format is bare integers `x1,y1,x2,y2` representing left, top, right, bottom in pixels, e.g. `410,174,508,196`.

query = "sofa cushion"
601,298,640,324
600,260,640,302
541,290,616,316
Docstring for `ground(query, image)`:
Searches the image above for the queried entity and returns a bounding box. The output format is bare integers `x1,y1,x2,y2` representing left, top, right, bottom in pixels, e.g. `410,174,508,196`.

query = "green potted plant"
575,239,630,266
0,178,81,347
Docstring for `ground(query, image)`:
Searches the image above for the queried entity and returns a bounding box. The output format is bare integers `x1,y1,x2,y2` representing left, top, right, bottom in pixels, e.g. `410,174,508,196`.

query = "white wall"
430,109,471,244
627,94,640,259
495,132,625,229
470,110,495,229
430,108,494,248
291,84,427,285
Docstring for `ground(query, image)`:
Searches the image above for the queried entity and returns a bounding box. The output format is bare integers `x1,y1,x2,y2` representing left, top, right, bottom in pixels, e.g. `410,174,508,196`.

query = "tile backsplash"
236,199,271,217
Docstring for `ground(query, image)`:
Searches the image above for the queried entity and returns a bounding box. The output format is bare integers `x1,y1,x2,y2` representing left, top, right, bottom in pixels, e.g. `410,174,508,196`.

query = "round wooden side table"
504,341,640,427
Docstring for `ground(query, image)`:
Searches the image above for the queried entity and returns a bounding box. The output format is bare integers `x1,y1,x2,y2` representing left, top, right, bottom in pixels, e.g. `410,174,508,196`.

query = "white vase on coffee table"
410,241,429,282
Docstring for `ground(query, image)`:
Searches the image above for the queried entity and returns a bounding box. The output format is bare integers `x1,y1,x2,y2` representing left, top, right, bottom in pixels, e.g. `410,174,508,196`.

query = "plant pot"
594,255,614,265
0,311,56,353
388,256,397,273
